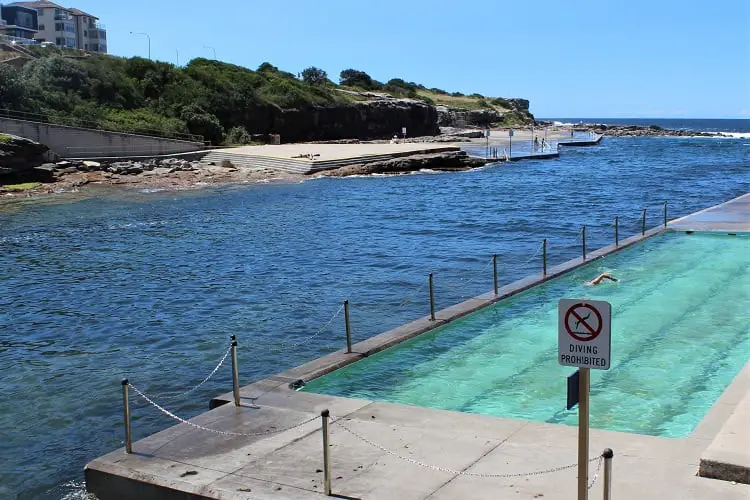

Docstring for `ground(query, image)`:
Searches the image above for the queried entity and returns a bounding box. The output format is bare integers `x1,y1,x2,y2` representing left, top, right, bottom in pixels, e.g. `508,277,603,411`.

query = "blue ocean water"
0,123,748,498
544,118,750,134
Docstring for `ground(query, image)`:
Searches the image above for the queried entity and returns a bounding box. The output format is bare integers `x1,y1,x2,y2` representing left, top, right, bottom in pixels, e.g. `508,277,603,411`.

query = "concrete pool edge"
211,225,668,405
698,362,750,484
211,191,749,401
84,193,750,498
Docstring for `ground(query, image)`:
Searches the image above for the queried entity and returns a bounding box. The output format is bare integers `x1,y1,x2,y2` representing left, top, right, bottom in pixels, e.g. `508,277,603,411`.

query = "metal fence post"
582,226,587,261
344,300,352,353
602,448,614,500
428,273,435,321
663,201,668,227
493,254,498,295
230,336,240,407
121,379,132,454
543,239,547,277
641,208,646,236
321,409,332,496
615,217,619,246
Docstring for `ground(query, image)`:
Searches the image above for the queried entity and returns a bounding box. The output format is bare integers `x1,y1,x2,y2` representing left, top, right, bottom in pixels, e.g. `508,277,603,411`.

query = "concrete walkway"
214,143,459,161
669,193,750,232
86,369,750,499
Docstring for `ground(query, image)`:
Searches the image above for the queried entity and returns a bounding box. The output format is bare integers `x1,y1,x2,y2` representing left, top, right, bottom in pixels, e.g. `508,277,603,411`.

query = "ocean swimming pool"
303,231,750,438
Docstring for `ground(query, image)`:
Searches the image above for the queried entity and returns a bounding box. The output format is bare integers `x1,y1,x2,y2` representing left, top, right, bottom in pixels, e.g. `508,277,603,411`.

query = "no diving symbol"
564,303,602,342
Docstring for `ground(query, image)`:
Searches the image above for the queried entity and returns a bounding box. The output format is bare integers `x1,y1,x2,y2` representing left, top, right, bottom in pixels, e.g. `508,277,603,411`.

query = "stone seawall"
0,118,204,158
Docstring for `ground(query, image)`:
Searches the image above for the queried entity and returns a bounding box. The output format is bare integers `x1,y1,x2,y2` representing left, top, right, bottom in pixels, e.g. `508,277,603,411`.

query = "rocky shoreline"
313,151,486,177
566,123,724,137
0,156,300,199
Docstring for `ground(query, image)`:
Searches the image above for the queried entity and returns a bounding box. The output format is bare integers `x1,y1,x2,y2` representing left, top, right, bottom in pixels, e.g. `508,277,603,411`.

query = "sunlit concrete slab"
85,384,750,499
215,143,459,161
669,193,750,232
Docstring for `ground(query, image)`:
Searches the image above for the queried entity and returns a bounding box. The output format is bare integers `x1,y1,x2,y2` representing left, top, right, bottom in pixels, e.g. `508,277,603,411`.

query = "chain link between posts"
128,382,319,437
519,240,545,265
156,344,232,400
257,304,344,352
440,257,494,295
335,420,603,481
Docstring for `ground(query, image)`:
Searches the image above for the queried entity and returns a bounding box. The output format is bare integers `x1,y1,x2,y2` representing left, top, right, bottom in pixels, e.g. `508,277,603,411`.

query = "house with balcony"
0,3,39,39
70,7,105,53
8,1,106,52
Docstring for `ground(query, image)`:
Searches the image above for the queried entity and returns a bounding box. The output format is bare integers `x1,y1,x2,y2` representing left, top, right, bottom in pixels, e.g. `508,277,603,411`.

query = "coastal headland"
0,122,729,200
0,48,735,200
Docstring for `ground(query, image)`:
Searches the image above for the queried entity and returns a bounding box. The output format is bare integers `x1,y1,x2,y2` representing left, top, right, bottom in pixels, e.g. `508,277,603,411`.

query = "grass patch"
416,90,508,111
1,182,41,190
0,134,11,144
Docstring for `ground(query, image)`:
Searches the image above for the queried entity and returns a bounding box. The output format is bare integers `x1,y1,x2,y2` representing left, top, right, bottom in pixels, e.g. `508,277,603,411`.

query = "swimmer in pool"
587,273,618,286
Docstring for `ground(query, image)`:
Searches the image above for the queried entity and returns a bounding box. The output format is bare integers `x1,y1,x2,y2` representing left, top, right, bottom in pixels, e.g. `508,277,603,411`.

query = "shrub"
225,126,253,145
180,105,223,143
490,97,511,108
301,67,328,86
0,65,26,109
339,69,382,90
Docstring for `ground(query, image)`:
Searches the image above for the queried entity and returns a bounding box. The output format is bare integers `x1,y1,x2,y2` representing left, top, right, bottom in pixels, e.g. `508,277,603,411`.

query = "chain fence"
128,382,319,437
440,257,494,298
127,344,232,403
157,345,232,400
351,276,430,315
335,419,602,487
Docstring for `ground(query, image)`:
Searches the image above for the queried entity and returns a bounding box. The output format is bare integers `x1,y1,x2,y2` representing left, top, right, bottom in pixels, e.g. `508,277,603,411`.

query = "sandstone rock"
317,151,484,177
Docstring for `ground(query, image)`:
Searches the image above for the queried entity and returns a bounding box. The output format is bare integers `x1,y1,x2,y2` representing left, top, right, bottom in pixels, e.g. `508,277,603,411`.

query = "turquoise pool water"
303,231,750,437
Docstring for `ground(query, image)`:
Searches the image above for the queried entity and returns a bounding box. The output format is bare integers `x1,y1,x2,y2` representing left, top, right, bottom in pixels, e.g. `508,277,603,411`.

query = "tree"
339,69,380,90
301,67,328,86
0,65,26,109
180,104,224,144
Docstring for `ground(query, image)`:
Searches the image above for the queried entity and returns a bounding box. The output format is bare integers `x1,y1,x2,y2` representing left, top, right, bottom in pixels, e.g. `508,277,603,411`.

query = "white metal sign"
402,127,407,135
558,299,611,370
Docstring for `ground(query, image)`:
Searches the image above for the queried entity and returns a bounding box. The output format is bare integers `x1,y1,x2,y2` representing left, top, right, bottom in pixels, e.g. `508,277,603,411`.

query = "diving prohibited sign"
558,299,611,370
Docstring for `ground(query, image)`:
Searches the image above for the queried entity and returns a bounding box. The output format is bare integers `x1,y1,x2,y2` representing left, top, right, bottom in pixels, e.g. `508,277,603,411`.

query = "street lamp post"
203,45,217,60
176,48,179,66
130,31,151,60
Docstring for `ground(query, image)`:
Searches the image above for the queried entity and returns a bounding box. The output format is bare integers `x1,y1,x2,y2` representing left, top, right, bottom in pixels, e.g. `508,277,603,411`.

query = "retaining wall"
0,118,204,159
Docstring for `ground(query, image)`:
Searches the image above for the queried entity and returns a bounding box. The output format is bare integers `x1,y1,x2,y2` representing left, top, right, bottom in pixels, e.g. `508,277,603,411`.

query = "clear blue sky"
72,0,749,118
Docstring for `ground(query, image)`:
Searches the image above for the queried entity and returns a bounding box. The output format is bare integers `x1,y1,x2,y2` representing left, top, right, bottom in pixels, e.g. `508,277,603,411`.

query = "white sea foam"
719,132,750,139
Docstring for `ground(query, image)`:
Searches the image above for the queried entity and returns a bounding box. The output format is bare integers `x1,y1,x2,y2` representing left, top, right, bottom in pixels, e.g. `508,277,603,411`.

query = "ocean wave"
718,132,750,139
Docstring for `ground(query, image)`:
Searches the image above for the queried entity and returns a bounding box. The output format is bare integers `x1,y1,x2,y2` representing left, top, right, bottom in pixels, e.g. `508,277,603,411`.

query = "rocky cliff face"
276,100,439,141
437,108,504,127
0,134,49,179
437,97,534,128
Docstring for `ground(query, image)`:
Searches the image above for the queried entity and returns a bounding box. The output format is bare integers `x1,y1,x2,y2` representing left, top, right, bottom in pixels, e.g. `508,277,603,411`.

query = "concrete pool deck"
669,193,750,232
85,194,750,499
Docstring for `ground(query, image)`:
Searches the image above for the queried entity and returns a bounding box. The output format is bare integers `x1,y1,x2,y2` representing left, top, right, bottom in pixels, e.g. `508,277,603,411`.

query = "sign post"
559,299,611,500
509,128,514,159
402,126,407,139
